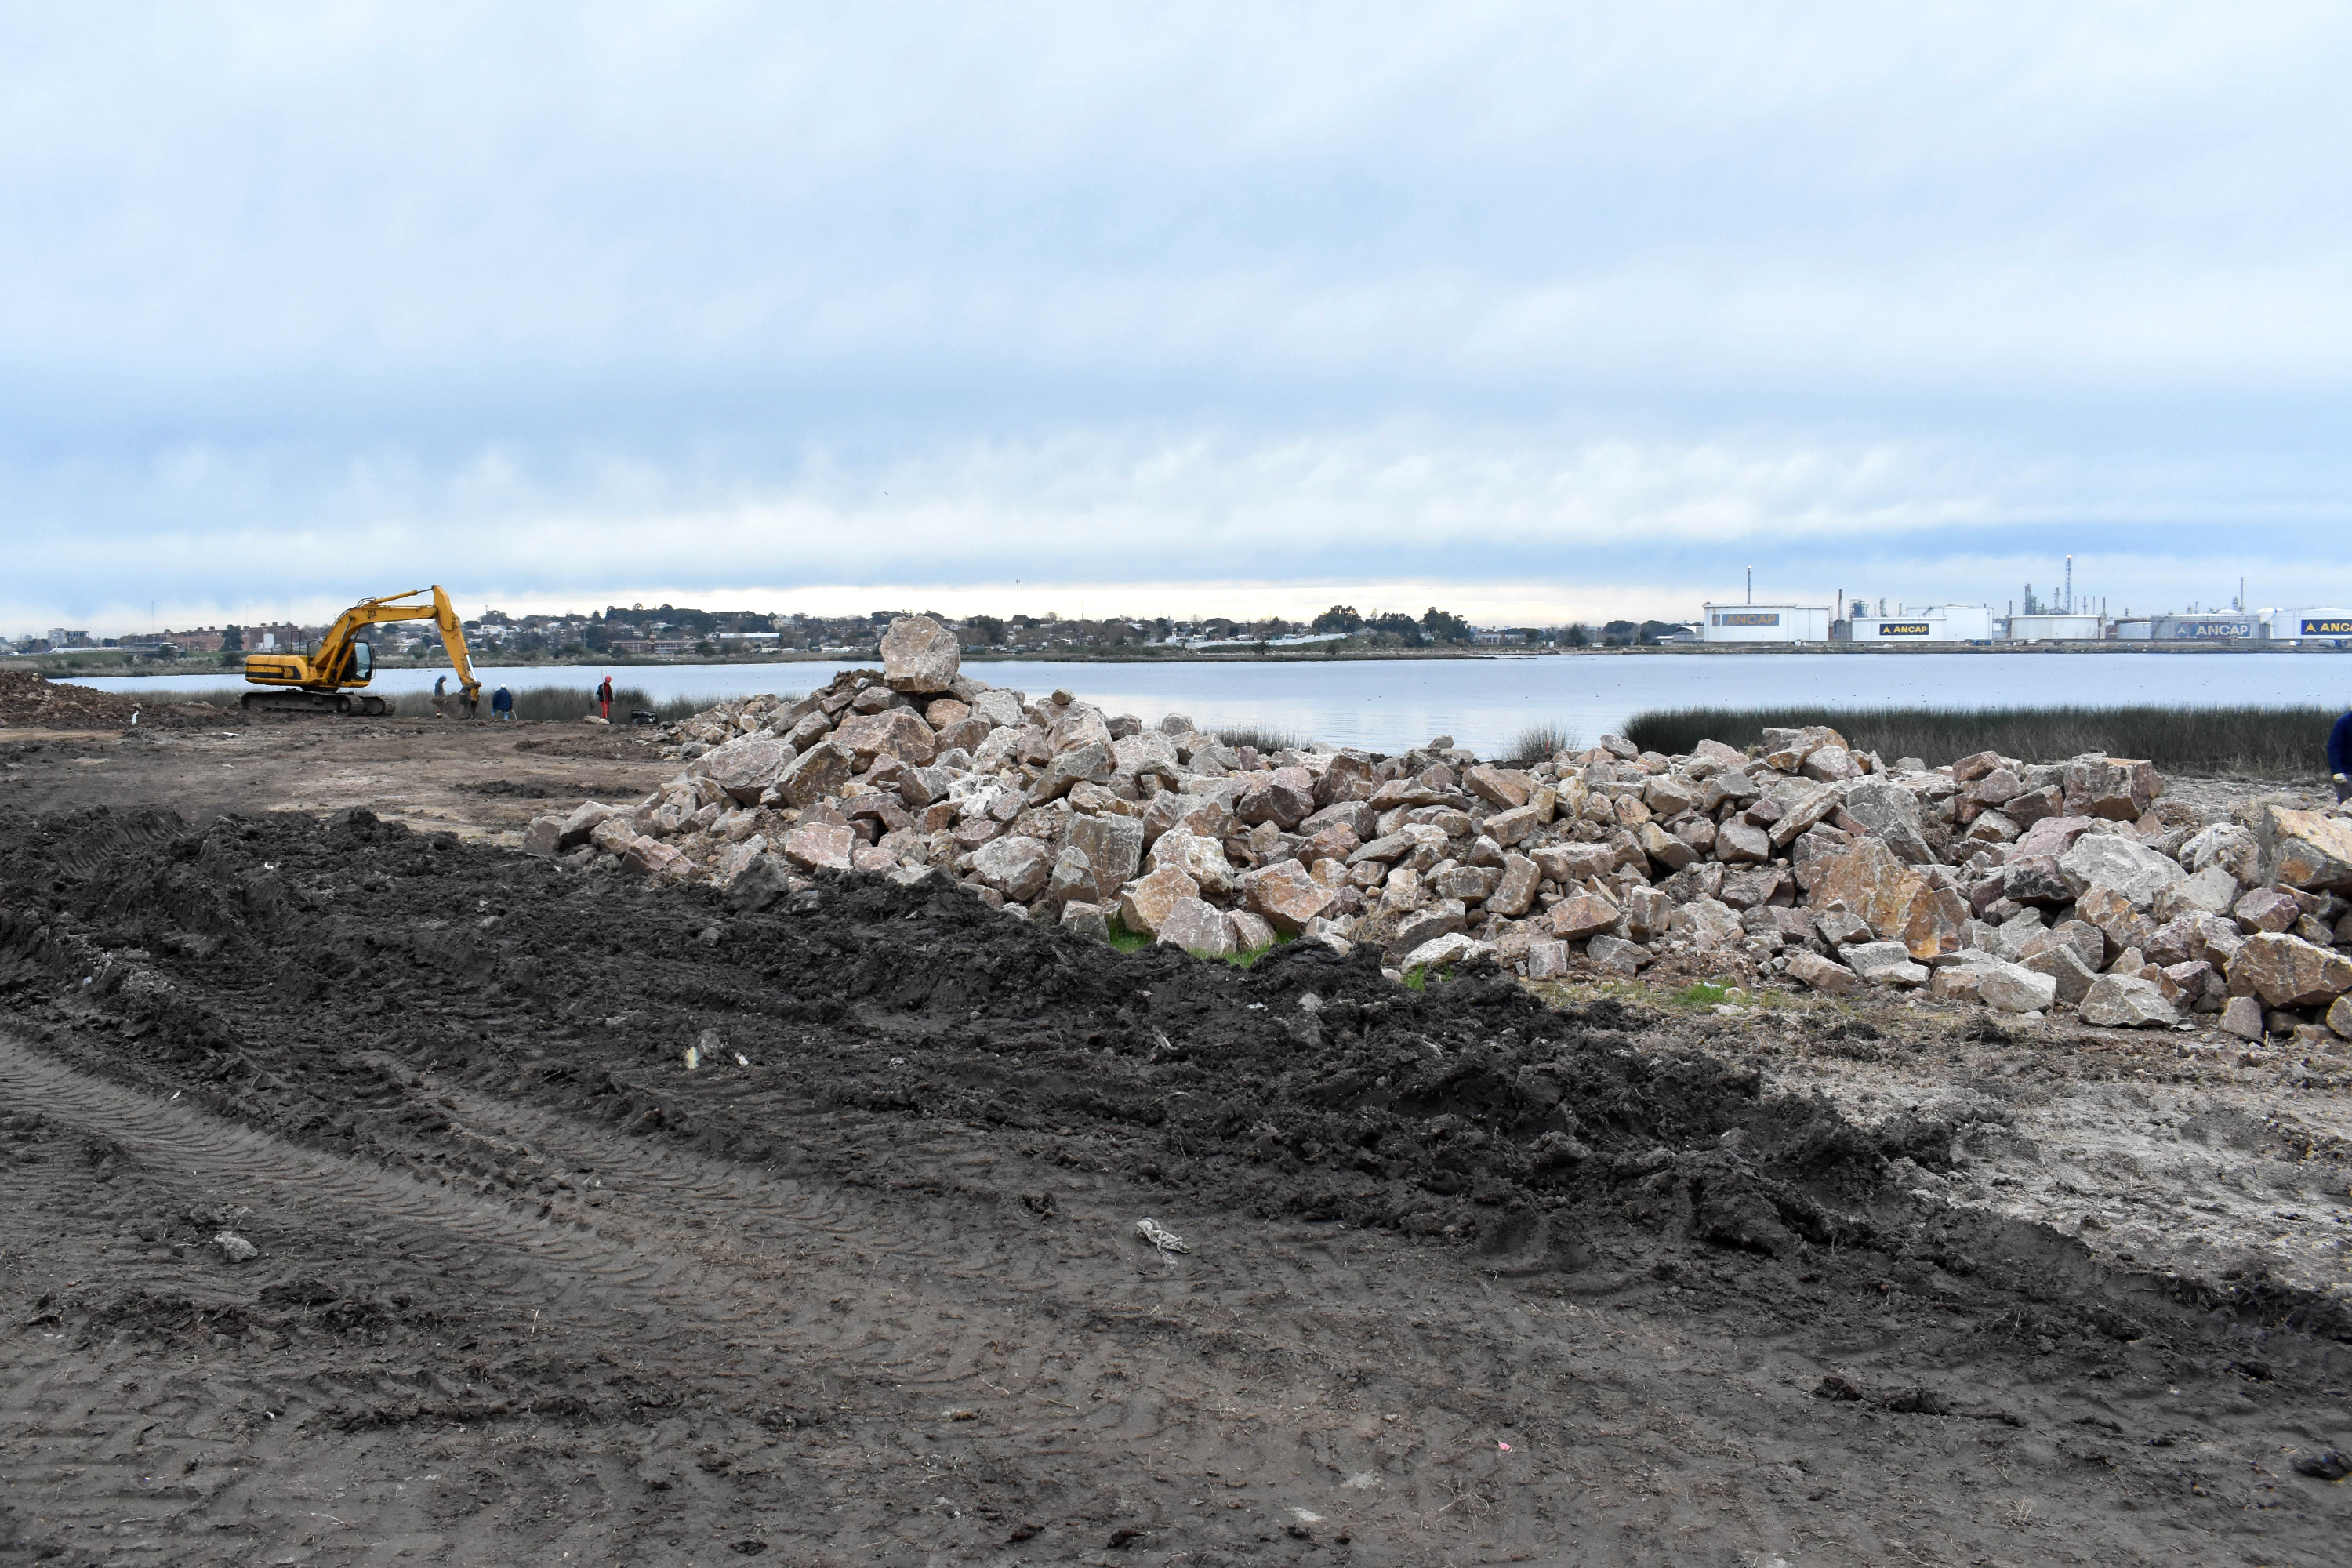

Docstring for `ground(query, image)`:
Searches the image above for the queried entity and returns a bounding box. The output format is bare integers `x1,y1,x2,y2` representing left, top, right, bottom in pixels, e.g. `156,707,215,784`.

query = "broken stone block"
622,837,693,883
1148,829,1237,898
1805,837,1967,960
781,823,855,873
2226,933,2352,1008
522,815,564,857
1228,909,1276,951
1679,897,1744,951
2002,855,2072,906
1525,940,1573,979
2057,835,2185,909
1715,820,1772,864
775,742,854,808
880,614,961,695
2256,806,2352,891
1156,896,1237,957
1978,960,2058,1014
2182,822,2261,883
2328,993,2352,1040
1068,812,1145,904
1243,860,1338,936
2079,974,2176,1028
2232,887,2303,933
2022,943,2100,1005
1549,891,1621,941
1586,934,1649,975
1061,901,1111,942
1116,866,1200,936
1844,940,1928,986
1400,932,1494,977
1621,886,1674,942
1840,780,1934,864
971,834,1054,901
2218,994,2266,1040
1785,949,1859,995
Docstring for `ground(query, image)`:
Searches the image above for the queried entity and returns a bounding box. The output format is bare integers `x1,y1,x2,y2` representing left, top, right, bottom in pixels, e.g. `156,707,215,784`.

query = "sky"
5,2,2351,636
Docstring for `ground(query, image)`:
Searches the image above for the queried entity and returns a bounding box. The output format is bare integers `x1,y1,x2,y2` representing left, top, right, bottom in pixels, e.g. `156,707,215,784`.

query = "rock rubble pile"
525,616,2352,1040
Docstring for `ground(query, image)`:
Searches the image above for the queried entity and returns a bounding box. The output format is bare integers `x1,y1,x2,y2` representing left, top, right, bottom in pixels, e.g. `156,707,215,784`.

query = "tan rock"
832,708,937,768
924,696,971,729
2074,884,2157,961
1487,852,1539,918
2328,994,2352,1040
1622,886,1674,942
1802,837,1967,960
589,817,641,858
2231,887,2302,933
621,837,693,883
1785,949,1859,995
782,823,855,872
704,735,793,804
1147,829,1236,898
1639,821,1697,871
1227,909,1277,952
2022,943,2100,1004
2226,933,2352,1008
880,615,961,695
1550,891,1621,941
1116,866,1200,935
2079,974,2176,1027
1464,765,1534,810
1243,860,1337,936
2218,994,2266,1040
2256,805,2352,891
1534,844,1615,882
775,741,854,808
1486,802,1548,848
1715,820,1771,863
522,815,564,857
1029,739,1113,804
1067,813,1144,903
1525,940,1573,979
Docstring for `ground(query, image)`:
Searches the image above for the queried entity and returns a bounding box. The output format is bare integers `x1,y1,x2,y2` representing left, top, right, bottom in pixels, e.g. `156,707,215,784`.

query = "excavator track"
238,690,392,717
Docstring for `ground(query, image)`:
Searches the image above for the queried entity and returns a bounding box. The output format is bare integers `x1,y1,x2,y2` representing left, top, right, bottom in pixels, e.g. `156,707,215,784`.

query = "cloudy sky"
5,2,2350,635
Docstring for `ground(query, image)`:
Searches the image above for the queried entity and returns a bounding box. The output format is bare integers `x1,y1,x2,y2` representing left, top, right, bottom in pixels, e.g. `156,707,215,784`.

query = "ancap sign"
2300,618,2352,637
1876,622,1933,637
1712,612,1780,626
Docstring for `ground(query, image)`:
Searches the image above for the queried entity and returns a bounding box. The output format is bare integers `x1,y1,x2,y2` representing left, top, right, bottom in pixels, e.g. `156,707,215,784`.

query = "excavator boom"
240,586,481,717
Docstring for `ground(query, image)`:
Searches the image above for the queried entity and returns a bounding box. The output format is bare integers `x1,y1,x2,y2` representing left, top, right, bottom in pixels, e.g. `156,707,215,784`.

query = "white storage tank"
2267,609,2352,645
1699,604,1831,644
2151,615,2257,641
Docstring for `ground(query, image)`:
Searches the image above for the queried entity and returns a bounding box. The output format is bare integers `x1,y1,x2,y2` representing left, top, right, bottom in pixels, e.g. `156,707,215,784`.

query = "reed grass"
1621,704,2343,779
1215,724,1301,753
1505,721,1580,766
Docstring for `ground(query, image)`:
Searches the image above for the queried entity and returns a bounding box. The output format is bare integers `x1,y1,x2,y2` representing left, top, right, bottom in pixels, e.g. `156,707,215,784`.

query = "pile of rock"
521,615,2352,1040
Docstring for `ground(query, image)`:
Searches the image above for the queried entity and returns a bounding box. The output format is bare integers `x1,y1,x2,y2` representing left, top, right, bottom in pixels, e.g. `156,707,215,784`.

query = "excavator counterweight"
240,586,481,716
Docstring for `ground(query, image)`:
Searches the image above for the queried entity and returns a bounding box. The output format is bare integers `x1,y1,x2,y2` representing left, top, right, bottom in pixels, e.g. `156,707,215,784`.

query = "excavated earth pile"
2,801,2350,1563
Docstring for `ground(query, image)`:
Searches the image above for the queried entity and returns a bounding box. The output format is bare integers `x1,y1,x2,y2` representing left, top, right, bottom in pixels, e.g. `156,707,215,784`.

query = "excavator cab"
240,587,477,717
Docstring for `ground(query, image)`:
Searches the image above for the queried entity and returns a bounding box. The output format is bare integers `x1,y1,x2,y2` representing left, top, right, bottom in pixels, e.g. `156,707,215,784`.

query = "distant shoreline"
5,640,2346,680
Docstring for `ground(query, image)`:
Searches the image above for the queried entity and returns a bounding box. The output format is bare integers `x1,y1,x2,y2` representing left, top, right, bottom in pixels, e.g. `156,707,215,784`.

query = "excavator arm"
241,586,481,716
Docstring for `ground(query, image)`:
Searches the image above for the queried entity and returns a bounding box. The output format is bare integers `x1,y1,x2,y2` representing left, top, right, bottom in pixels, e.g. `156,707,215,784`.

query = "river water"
74,652,2352,758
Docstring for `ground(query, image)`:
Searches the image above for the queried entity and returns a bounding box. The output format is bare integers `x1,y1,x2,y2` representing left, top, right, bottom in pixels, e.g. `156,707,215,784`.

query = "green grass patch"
1622,702,2345,779
1668,981,1751,1008
1103,916,1151,953
1505,721,1580,764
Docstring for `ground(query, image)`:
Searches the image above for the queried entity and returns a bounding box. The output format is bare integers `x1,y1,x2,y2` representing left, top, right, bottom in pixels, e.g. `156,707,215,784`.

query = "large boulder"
1147,829,1236,898
703,735,795,804
1400,932,1494,977
1241,860,1336,936
621,837,693,883
2060,756,2161,821
781,822,855,872
2021,942,2100,1004
972,834,1055,901
1067,813,1144,904
1116,866,1200,936
557,800,616,848
2012,815,2098,860
2056,834,2185,909
522,815,564,857
2227,933,2352,1008
1803,837,1968,960
1156,896,1236,957
1549,891,1621,941
2183,822,2261,883
775,741,853,808
832,708,938,767
880,615,961,695
1977,960,2059,1014
1785,949,1859,995
1237,768,1316,829
1840,780,1933,865
2079,974,2176,1028
2256,806,2352,892
1029,739,1113,804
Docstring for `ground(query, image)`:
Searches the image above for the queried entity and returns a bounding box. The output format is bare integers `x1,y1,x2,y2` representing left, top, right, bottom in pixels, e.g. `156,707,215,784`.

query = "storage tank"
1699,604,1831,644
2006,612,2106,642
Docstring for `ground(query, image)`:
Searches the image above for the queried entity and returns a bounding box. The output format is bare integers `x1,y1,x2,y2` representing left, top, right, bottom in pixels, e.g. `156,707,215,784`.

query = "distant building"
1835,605,1994,643
1698,604,1832,644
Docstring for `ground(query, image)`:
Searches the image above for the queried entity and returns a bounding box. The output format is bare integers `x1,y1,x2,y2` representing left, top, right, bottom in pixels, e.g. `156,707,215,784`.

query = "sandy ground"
3,713,2349,1565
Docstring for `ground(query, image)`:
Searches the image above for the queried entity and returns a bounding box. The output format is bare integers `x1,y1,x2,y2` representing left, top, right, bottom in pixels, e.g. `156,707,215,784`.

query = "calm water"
77,652,2352,758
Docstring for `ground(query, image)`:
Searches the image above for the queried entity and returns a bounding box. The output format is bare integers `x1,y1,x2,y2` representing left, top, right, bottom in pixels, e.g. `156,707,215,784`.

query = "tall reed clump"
1506,721,1579,766
1216,724,1301,753
1621,704,2342,779
388,685,709,720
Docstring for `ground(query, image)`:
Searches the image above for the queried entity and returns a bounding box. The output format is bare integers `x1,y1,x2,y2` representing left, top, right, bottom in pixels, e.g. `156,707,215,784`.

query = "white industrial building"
2265,609,2352,644
2147,614,2257,641
1698,604,1832,644
1838,604,1994,643
2005,612,2107,642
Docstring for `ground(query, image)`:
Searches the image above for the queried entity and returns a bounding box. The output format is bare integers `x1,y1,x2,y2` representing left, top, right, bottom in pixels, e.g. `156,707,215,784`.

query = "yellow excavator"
240,586,481,716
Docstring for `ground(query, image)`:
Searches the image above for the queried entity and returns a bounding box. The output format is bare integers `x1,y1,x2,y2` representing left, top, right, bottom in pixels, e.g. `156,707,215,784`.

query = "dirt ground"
3,716,2350,1566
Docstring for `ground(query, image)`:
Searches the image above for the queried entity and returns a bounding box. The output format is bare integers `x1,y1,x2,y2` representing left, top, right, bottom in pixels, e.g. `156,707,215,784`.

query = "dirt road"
2,720,2349,1564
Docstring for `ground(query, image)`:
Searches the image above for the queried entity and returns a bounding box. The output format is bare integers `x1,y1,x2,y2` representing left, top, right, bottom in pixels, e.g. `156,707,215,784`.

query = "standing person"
492,685,514,721
597,674,613,723
433,673,448,720
2332,704,2351,804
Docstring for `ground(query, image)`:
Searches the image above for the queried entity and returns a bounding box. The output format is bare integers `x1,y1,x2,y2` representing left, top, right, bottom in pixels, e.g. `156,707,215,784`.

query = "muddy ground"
2,720,2350,1565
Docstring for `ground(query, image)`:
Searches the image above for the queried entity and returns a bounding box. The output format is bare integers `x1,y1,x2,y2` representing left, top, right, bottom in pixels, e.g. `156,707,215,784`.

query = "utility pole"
1745,566,1752,604
2064,555,2074,615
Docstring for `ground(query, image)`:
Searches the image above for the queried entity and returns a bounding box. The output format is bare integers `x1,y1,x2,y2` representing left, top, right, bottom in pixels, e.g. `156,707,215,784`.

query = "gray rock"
2022,943,2100,1005
2078,973,2177,1028
1586,934,1650,975
1156,896,1236,957
1841,780,1934,864
2218,993,2266,1040
971,834,1054,901
880,615,961,695
1845,940,1929,986
2057,834,2186,909
1068,812,1144,903
1978,960,2059,1014
1399,932,1494,977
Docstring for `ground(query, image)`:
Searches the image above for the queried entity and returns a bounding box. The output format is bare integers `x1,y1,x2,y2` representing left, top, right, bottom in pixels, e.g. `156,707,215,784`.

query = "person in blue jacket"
2332,706,2352,803
491,685,514,722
